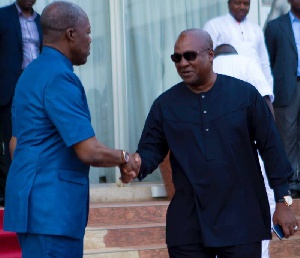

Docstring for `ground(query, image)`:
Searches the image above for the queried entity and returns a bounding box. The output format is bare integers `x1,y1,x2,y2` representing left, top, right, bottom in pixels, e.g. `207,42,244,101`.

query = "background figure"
203,0,273,90
213,44,275,258
128,28,297,258
0,0,42,206
264,0,290,27
265,0,300,197
4,1,139,257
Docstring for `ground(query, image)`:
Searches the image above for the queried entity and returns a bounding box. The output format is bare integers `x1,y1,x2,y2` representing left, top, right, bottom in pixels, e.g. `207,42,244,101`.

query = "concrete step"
83,244,168,258
89,182,166,203
270,236,300,258
291,198,300,214
85,200,168,258
88,201,169,226
85,196,300,258
84,223,165,249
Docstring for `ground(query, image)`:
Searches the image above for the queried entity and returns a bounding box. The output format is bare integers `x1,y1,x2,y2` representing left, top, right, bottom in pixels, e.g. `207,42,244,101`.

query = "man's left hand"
273,203,299,238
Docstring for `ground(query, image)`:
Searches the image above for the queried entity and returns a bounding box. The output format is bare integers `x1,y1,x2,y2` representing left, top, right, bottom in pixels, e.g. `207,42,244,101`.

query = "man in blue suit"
3,1,139,257
265,0,300,198
0,0,42,206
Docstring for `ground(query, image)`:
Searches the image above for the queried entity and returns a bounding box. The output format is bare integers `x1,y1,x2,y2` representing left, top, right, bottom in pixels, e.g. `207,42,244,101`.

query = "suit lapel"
10,4,23,49
35,15,43,51
279,14,297,54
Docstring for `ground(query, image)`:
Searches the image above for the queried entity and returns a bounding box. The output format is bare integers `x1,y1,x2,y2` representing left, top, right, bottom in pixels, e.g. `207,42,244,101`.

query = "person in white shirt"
203,0,273,89
213,43,275,258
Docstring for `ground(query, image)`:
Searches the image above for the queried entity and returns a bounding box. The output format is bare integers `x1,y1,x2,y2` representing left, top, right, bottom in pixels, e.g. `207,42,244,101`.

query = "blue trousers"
17,233,83,258
168,241,262,258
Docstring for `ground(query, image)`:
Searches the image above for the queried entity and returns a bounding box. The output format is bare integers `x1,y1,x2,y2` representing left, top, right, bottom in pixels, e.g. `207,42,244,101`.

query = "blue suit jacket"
265,13,298,107
0,4,42,106
4,47,95,239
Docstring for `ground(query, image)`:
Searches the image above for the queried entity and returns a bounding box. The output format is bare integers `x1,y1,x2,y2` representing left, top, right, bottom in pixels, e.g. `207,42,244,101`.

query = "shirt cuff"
273,184,290,202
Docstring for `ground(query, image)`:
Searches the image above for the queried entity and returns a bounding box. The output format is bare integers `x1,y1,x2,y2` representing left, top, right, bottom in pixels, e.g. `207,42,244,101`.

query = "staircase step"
0,209,22,257
270,216,300,258
269,237,300,258
85,223,165,249
85,201,168,257
84,194,300,258
88,201,169,226
0,252,22,258
83,244,168,258
0,208,3,227
0,230,21,252
89,183,166,203
291,198,300,214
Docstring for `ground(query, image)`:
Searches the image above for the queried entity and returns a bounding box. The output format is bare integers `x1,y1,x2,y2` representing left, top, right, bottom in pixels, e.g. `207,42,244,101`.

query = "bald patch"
176,29,213,50
41,1,87,40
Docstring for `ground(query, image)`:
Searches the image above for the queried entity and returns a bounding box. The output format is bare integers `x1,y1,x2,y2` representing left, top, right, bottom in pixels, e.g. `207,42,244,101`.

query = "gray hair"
41,1,87,38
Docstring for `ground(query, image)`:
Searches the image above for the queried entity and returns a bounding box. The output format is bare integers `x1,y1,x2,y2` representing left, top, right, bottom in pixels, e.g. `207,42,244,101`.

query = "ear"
208,48,214,61
66,28,75,42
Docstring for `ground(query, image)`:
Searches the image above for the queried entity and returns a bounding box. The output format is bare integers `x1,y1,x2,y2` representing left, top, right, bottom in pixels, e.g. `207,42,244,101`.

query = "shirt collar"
42,47,74,71
227,13,247,24
289,11,300,23
15,2,37,20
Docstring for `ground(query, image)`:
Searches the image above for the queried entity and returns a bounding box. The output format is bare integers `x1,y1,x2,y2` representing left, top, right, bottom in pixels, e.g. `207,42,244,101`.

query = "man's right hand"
119,153,141,183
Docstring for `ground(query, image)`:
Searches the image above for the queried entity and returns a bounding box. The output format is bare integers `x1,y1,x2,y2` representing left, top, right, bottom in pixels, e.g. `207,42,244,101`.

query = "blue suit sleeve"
44,71,95,147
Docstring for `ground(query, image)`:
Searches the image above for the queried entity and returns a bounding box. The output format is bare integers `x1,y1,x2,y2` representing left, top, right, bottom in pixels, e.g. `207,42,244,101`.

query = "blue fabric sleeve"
44,71,95,147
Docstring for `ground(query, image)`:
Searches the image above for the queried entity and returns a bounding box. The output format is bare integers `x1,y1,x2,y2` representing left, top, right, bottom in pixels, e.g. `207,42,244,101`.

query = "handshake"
119,152,141,183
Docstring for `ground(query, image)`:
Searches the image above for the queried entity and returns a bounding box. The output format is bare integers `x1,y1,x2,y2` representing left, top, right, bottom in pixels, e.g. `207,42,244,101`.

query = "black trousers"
168,242,262,258
0,101,12,199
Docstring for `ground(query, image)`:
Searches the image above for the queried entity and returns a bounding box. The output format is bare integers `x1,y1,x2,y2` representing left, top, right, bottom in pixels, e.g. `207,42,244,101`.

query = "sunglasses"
170,49,211,63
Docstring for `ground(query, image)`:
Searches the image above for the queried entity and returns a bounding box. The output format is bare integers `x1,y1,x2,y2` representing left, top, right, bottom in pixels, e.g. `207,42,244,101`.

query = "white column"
109,0,128,181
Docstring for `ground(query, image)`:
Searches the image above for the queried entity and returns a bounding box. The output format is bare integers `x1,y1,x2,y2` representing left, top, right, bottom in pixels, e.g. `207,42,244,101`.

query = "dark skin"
228,0,250,22
289,0,300,19
174,30,217,93
16,0,36,18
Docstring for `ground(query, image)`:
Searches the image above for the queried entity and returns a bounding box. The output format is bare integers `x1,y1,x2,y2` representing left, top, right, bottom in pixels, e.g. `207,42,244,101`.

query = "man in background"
4,1,139,257
0,0,42,206
203,0,273,90
265,0,300,197
213,43,275,258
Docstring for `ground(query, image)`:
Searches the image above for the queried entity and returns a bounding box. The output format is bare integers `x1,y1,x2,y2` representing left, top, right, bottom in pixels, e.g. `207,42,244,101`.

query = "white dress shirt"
213,54,274,102
204,13,273,89
16,3,40,70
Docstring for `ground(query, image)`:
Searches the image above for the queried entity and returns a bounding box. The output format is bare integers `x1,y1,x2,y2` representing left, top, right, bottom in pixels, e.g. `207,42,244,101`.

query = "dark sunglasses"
170,49,211,63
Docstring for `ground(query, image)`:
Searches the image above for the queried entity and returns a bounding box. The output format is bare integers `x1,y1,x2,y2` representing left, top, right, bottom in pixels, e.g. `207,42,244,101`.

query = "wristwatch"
121,150,130,164
278,195,293,206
